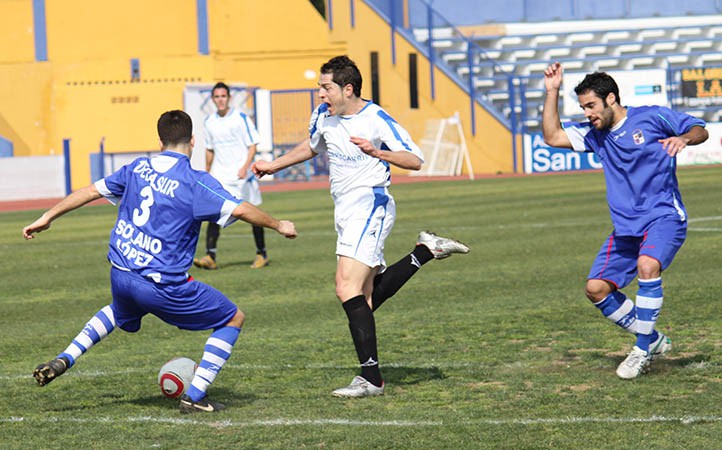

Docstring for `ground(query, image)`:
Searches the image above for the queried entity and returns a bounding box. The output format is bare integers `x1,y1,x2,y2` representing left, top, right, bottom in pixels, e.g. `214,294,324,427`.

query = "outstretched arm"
542,62,573,149
231,202,297,239
251,138,315,178
350,137,422,171
23,184,103,239
659,125,709,157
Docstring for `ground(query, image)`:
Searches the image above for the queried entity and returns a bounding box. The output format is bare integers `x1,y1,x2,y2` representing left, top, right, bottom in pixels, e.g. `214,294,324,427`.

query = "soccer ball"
158,357,197,399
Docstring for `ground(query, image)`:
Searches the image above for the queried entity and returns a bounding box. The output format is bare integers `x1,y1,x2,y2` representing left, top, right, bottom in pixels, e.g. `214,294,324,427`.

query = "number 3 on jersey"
132,186,154,226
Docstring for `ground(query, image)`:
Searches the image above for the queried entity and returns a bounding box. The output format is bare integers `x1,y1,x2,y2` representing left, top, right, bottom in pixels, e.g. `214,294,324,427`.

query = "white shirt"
204,108,260,184
308,101,424,198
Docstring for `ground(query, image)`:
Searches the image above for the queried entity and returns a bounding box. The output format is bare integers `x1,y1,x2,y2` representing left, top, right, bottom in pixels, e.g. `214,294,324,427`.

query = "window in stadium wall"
409,53,419,109
370,51,380,105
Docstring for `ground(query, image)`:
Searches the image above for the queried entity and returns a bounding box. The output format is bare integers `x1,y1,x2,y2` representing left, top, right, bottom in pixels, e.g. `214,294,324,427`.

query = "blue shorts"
588,216,687,289
109,267,238,332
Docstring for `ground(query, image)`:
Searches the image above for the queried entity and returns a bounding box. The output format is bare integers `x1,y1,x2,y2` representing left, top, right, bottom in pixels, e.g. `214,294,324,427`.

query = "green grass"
2,166,722,449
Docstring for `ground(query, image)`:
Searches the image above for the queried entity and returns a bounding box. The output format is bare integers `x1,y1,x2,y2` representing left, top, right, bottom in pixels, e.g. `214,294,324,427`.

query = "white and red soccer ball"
158,357,197,398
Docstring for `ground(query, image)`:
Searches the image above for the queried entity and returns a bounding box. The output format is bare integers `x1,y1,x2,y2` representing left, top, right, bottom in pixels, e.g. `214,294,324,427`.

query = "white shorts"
334,186,396,268
218,170,262,206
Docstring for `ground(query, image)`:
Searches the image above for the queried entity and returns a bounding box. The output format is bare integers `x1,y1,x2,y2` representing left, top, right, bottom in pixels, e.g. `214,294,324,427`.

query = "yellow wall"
0,0,515,191
53,56,213,185
0,0,36,63
209,0,346,88
0,0,345,189
211,0,340,54
0,64,53,156
330,1,516,174
44,0,199,61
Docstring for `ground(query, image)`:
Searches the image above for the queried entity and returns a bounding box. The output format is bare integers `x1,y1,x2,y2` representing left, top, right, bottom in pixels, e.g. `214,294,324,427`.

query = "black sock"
206,222,220,260
371,245,434,311
252,225,266,257
342,295,382,387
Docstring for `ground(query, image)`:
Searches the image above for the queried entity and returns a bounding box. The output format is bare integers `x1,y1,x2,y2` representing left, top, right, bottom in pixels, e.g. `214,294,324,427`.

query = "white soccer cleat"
616,346,650,380
649,332,672,359
416,231,470,259
332,376,384,398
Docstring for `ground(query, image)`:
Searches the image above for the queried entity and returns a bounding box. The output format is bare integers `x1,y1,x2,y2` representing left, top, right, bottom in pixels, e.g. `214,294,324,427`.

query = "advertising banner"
563,69,667,117
523,133,601,174
677,122,722,165
680,67,722,107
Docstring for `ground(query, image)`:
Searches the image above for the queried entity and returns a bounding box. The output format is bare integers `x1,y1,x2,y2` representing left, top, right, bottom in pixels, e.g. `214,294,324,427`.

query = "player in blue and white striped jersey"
542,62,708,379
24,110,297,413
253,55,469,397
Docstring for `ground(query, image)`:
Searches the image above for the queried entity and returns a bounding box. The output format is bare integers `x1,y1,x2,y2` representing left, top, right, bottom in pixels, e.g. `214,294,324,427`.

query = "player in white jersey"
253,55,469,397
542,62,708,379
194,82,269,270
24,110,297,413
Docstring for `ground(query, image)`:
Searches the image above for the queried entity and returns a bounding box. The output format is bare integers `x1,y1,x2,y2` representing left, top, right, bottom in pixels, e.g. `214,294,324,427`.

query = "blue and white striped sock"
594,291,638,334
635,277,663,352
58,305,116,368
186,326,241,402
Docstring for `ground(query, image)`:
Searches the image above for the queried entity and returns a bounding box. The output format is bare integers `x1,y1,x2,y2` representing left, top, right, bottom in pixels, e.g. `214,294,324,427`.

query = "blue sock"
58,305,116,368
635,278,663,352
594,291,638,333
186,326,241,402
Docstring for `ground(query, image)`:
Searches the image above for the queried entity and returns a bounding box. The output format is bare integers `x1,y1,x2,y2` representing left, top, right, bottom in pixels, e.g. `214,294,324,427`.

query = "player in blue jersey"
252,55,469,397
542,62,708,379
23,110,297,412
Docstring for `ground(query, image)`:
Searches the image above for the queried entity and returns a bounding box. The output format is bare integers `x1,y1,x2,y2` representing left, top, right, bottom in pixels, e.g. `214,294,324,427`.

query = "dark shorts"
109,267,238,332
587,216,687,289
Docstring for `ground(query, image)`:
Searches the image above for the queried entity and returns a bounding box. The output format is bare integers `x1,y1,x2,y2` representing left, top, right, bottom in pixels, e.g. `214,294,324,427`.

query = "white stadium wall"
0,156,66,201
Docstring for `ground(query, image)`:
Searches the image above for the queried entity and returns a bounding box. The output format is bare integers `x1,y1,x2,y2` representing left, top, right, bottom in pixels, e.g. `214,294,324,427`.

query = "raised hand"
544,62,563,91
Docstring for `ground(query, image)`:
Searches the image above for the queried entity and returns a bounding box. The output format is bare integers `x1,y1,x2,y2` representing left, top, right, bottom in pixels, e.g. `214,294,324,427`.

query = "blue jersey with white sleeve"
94,151,241,284
563,105,705,236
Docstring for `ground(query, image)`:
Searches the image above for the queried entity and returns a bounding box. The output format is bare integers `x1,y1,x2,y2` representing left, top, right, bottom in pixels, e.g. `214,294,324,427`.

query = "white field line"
2,415,722,427
688,215,722,223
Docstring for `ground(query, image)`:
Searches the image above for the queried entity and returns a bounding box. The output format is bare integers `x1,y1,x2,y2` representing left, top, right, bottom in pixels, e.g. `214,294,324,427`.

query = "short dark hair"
320,55,362,97
574,72,621,105
157,110,192,146
212,82,230,96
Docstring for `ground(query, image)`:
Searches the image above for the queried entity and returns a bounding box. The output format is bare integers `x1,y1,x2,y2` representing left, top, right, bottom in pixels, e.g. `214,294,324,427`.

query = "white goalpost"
411,112,474,179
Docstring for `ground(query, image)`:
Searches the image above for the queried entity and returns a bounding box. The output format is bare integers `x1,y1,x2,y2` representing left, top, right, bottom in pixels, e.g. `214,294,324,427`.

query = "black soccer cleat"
179,394,226,414
33,356,70,386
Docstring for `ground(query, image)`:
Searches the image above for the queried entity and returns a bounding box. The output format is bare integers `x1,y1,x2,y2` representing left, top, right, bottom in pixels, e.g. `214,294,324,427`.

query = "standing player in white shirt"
253,55,469,397
194,82,269,270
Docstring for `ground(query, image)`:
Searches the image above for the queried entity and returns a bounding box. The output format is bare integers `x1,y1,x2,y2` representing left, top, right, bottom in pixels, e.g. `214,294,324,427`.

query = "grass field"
2,166,722,449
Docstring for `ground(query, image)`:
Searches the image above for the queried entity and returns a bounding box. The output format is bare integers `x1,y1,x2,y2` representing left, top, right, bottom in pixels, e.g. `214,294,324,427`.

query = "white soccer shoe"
417,231,470,259
332,376,384,398
616,346,650,379
649,332,672,359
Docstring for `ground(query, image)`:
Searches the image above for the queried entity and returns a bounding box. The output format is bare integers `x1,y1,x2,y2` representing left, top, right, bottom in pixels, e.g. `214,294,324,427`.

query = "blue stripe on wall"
196,0,209,55
32,0,48,61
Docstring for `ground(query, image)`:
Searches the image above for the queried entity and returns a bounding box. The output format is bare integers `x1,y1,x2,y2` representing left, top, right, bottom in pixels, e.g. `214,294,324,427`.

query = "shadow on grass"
589,350,711,371
215,259,257,270
381,366,444,385
124,388,257,408
661,353,711,367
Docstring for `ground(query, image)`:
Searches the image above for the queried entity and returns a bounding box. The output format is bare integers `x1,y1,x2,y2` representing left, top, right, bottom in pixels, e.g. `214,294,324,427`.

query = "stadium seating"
412,17,722,128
